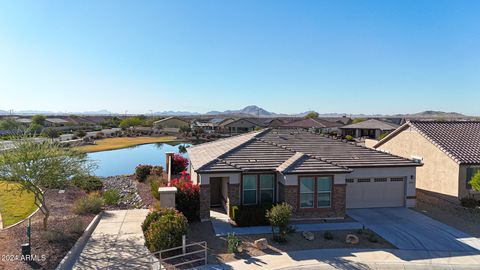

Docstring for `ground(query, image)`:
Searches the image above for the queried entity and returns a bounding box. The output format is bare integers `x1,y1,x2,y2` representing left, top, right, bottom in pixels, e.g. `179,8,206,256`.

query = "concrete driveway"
347,207,480,252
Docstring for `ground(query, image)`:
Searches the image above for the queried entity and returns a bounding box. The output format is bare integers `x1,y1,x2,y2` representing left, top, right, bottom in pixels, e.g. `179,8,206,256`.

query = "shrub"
144,208,188,252
74,130,87,138
135,164,153,182
345,135,354,141
149,176,164,200
227,233,242,253
468,171,480,192
171,154,189,175
266,203,293,242
72,175,103,192
323,231,334,240
231,203,273,227
367,232,379,243
460,197,478,208
43,230,68,243
73,192,103,215
150,166,164,176
142,211,163,232
70,217,85,234
169,172,200,221
103,189,120,205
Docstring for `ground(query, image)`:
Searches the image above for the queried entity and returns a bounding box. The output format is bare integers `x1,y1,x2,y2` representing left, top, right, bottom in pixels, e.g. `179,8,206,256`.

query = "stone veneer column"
226,183,240,217
199,185,211,221
333,184,346,217
284,185,298,212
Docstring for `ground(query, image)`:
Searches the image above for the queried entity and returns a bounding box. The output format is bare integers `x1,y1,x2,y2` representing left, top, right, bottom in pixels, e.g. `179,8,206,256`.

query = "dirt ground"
415,201,480,237
187,221,394,264
0,188,95,270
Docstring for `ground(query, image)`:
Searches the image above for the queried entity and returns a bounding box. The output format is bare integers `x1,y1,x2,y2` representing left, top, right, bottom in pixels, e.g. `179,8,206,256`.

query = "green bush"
345,135,354,141
73,192,103,215
72,175,103,192
468,171,480,192
142,211,163,232
227,233,242,253
266,203,293,242
367,232,378,243
135,164,153,182
103,189,120,205
148,175,166,200
323,231,334,240
231,203,273,227
143,208,188,252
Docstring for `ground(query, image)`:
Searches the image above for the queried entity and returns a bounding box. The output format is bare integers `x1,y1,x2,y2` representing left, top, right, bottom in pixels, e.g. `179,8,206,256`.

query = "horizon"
1,1,479,115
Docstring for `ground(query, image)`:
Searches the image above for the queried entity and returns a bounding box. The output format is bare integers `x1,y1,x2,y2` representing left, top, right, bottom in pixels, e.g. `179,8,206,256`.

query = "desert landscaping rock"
346,234,359,245
101,175,146,209
302,231,315,241
254,238,268,250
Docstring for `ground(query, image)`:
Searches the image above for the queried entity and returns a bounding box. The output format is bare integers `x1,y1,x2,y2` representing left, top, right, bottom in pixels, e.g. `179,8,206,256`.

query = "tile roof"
340,119,398,130
188,128,419,174
281,118,342,129
376,121,480,164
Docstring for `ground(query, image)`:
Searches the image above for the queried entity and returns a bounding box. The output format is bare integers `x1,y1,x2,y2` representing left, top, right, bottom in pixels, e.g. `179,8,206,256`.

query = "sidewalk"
195,248,480,270
72,209,153,270
210,210,362,236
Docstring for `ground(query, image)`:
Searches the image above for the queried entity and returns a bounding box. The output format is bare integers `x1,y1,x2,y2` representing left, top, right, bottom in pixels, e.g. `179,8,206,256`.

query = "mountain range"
0,106,471,118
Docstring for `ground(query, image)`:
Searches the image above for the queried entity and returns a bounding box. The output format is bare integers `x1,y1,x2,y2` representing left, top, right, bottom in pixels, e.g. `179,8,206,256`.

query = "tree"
304,111,319,119
469,171,480,192
31,115,46,126
0,118,23,131
266,203,293,242
119,117,143,129
192,127,204,141
0,137,96,230
41,128,60,139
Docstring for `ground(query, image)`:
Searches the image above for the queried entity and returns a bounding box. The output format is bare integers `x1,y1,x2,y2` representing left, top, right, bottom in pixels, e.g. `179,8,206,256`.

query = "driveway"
347,207,480,252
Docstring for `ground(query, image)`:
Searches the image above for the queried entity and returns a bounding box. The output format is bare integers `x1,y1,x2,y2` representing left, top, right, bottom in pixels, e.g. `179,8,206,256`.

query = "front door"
210,177,222,206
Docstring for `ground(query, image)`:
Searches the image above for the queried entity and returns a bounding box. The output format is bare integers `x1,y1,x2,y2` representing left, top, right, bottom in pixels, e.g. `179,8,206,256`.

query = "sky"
0,0,479,115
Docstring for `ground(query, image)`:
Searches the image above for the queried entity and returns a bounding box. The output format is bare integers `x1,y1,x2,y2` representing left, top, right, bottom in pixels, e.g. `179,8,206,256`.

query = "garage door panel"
346,177,405,209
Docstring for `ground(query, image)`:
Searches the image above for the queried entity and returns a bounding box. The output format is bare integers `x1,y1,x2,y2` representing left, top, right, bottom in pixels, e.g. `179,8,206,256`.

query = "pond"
88,142,191,177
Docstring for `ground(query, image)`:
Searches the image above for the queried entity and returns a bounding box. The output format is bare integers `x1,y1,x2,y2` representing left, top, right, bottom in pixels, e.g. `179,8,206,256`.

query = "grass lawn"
0,181,37,227
75,136,178,153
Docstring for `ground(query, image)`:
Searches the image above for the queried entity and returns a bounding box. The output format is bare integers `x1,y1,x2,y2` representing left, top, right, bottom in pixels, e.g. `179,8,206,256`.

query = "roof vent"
351,156,360,160
247,159,258,162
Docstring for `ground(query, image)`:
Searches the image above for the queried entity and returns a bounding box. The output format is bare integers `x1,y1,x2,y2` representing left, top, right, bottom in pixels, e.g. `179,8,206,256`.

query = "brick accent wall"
199,185,210,221
227,183,240,217
283,184,346,220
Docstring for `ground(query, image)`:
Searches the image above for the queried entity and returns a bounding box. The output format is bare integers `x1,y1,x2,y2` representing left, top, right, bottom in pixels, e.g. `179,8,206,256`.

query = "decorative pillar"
158,187,177,208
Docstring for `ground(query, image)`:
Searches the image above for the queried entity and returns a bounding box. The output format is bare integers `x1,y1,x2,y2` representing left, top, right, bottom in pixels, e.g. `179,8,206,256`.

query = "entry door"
346,177,405,208
210,177,222,206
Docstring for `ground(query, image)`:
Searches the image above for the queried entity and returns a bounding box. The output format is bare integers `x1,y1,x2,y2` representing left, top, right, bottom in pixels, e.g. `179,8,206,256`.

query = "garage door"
346,177,405,208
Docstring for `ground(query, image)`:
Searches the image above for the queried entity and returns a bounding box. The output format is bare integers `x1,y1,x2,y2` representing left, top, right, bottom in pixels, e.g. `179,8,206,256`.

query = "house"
339,119,398,140
45,118,70,127
187,129,420,222
222,118,262,134
374,120,480,203
192,118,234,133
280,118,343,134
153,117,190,133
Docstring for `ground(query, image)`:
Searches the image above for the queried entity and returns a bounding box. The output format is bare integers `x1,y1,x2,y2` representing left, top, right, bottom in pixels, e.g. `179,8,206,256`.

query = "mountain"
153,111,200,116
395,111,466,118
0,110,8,115
206,105,275,117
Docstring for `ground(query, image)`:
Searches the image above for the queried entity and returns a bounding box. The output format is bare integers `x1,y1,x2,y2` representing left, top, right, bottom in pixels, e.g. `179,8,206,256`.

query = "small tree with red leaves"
169,171,199,221
171,154,189,175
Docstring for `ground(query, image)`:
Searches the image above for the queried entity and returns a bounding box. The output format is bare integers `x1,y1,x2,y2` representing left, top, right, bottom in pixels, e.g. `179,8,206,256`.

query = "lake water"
88,143,191,177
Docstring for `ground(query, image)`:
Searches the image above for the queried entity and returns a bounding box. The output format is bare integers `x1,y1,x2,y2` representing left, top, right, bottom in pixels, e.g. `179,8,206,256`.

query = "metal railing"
152,241,207,270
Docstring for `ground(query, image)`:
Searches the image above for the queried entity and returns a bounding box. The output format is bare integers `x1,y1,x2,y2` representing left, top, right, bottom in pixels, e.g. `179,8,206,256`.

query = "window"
299,177,315,208
260,175,274,203
317,176,332,208
467,168,480,190
242,175,257,204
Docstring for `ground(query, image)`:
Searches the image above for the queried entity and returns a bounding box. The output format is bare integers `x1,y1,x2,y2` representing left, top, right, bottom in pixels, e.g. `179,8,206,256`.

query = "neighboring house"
222,118,262,134
15,118,32,125
192,118,235,133
262,118,285,128
340,119,398,140
153,117,190,133
374,121,480,203
188,129,420,222
280,118,343,134
45,118,70,127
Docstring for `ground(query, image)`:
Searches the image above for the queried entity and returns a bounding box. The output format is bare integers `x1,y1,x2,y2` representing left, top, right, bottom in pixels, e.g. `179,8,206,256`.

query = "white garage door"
346,177,405,209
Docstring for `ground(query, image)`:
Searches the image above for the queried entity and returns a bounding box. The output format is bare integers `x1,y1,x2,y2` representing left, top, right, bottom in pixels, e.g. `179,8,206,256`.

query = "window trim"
241,173,276,205
298,175,334,209
259,174,275,203
242,175,258,205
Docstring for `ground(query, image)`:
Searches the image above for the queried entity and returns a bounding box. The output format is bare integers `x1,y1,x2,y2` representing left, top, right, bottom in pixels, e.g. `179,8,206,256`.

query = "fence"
151,241,207,270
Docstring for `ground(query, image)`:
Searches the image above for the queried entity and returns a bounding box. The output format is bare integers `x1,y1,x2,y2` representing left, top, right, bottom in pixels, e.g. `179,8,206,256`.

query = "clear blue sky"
0,1,479,115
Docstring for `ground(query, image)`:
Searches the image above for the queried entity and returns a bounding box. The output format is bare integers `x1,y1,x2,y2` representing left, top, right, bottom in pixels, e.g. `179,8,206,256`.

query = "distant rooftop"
340,119,398,130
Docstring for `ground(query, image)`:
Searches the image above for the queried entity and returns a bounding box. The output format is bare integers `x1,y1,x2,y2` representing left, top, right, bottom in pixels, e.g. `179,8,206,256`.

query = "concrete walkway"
72,209,153,270
210,210,362,236
195,248,480,270
348,207,480,252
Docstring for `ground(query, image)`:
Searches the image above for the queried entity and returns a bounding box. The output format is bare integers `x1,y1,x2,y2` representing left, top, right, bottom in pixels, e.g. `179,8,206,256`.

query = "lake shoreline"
75,136,184,153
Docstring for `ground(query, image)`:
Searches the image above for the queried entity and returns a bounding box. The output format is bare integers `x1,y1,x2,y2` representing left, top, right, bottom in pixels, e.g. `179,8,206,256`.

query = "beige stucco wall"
376,127,461,198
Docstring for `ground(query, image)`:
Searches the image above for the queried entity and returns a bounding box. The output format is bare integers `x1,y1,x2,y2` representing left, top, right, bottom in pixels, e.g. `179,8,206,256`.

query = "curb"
2,204,42,230
55,211,103,270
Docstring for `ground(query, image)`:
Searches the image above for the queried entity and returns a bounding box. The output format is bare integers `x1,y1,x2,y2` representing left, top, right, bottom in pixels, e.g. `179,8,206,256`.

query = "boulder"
346,234,359,245
254,238,268,250
302,231,314,241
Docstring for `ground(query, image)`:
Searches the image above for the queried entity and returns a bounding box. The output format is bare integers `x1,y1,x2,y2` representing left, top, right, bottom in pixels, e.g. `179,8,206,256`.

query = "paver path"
73,209,153,269
347,207,480,252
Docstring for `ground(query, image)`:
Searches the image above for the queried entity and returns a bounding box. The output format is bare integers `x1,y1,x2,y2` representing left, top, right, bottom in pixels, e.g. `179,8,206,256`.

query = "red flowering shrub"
169,172,199,221
171,154,189,175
